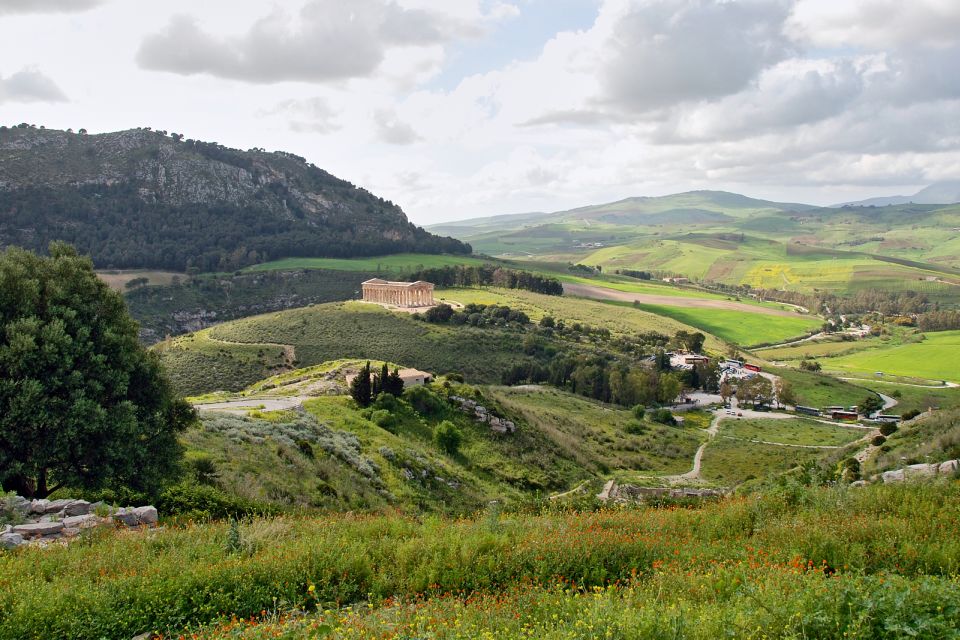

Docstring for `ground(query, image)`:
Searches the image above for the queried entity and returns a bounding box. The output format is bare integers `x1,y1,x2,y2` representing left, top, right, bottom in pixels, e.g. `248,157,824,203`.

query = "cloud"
790,0,960,50
136,0,466,84
262,98,342,134
0,0,103,14
0,69,68,104
597,0,795,112
374,109,422,144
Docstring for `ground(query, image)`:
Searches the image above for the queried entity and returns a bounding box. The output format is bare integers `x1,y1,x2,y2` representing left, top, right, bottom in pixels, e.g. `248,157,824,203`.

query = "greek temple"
361,279,435,308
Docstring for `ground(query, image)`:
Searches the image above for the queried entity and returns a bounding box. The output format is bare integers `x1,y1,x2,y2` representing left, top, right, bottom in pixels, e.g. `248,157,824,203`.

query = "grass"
96,269,184,291
772,367,875,409
699,438,824,485
633,303,821,347
855,380,960,415
724,417,867,447
157,302,551,395
818,331,960,383
3,482,960,638
244,253,492,274
866,408,960,474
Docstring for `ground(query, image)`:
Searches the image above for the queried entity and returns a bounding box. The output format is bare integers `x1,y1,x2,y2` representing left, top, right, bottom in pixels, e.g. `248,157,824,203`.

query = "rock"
0,533,24,549
113,508,140,527
850,480,867,487
62,527,81,538
132,506,158,526
882,469,905,483
63,514,99,529
13,522,64,538
1,524,10,536
39,499,74,515
29,499,49,514
64,500,92,517
10,496,30,514
939,460,959,475
907,463,938,477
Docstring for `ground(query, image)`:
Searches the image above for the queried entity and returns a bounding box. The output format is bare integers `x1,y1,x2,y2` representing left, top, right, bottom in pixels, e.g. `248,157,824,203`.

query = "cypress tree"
350,362,372,407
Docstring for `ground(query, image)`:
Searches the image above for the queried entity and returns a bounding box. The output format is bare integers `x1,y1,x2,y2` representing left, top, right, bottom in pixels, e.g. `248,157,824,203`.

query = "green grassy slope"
816,331,960,382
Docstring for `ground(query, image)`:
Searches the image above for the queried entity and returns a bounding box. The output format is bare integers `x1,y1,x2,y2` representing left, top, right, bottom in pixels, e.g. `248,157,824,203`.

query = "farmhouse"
362,279,435,307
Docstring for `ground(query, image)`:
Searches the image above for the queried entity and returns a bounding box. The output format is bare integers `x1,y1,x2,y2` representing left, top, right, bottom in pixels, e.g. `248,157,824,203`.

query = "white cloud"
136,0,466,84
0,69,67,104
790,0,960,49
0,0,104,14
374,108,422,144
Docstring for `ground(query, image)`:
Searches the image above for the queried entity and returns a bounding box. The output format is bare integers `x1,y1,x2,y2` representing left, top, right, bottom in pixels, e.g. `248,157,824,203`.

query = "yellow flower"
308,584,316,593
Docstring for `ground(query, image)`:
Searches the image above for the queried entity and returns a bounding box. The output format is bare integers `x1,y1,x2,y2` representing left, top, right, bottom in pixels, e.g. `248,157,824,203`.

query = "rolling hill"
0,124,469,271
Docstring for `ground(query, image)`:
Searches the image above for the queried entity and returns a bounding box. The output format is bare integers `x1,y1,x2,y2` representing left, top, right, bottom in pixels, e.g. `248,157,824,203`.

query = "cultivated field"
633,302,821,347
96,269,185,291
817,331,960,383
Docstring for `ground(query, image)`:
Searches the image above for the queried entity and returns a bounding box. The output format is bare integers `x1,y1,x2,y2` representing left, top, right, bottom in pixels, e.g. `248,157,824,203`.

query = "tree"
738,376,774,408
774,377,797,408
656,373,682,405
0,243,195,498
719,381,733,405
384,368,405,396
859,394,884,416
372,362,389,397
433,420,462,455
350,362,372,407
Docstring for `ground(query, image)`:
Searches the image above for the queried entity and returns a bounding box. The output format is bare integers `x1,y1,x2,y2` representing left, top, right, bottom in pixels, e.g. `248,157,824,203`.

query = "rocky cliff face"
0,124,468,270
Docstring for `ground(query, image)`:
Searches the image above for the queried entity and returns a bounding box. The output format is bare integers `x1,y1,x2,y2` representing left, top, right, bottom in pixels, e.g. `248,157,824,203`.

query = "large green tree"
0,244,195,498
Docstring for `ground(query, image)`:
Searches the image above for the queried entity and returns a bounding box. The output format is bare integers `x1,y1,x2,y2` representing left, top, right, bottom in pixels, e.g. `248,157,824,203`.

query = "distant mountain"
429,190,819,238
0,124,469,271
836,181,960,207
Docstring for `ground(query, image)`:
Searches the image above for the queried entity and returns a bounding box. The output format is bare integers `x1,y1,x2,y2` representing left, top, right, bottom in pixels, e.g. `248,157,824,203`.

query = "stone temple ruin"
362,279,435,308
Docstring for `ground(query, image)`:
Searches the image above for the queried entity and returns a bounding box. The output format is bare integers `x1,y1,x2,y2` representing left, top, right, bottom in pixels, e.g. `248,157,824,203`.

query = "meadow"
699,438,824,485
854,380,960,415
2,482,959,639
724,417,867,447
771,367,875,409
817,331,960,383
633,302,821,347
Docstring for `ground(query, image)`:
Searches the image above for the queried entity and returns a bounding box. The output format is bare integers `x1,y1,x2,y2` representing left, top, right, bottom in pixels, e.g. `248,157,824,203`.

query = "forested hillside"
0,124,469,271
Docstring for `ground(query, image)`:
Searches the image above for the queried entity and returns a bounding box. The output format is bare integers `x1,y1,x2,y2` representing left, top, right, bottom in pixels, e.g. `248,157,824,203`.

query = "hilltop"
0,124,469,271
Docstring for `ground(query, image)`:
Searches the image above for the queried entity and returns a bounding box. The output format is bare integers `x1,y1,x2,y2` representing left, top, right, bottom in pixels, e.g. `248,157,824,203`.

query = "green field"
724,417,867,447
441,287,725,349
855,380,960,415
771,367,875,409
818,331,960,383
244,253,491,273
4,483,960,639
633,303,821,346
699,438,823,485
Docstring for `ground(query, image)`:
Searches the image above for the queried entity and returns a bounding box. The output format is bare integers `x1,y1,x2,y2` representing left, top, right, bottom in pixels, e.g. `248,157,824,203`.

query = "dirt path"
563,283,807,318
194,396,306,414
839,377,959,389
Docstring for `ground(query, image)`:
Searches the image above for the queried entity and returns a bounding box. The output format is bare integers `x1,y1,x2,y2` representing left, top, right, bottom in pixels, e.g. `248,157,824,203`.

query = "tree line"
406,265,563,296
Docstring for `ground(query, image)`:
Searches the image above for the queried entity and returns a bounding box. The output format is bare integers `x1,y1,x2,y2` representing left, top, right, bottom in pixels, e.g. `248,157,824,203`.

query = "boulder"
906,463,937,477
1,524,10,536
63,514,99,529
29,499,50,514
882,469,905,483
0,533,24,549
132,506,158,526
113,508,140,527
13,522,64,538
41,499,75,515
62,527,81,538
939,460,959,475
64,500,92,517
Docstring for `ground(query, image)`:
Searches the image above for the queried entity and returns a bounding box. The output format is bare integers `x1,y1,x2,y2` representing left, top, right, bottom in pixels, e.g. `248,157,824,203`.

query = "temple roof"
362,279,434,287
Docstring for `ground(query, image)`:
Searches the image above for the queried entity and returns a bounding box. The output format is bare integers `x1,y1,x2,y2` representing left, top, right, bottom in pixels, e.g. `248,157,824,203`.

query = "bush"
872,435,887,447
186,453,219,485
433,420,463,455
650,409,676,426
879,423,898,437
406,386,445,416
624,421,647,435
902,409,922,421
157,483,278,521
631,405,646,420
370,410,396,431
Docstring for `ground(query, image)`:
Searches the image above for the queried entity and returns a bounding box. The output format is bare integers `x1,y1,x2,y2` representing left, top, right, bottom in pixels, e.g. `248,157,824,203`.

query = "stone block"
882,469,905,483
64,500,92,517
0,533,24,549
63,514,99,529
29,499,49,514
939,460,959,475
42,499,74,515
133,506,159,526
13,522,64,538
113,508,140,527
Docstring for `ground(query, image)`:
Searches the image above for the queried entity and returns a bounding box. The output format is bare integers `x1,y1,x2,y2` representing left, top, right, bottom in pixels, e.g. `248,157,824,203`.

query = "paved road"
563,283,805,318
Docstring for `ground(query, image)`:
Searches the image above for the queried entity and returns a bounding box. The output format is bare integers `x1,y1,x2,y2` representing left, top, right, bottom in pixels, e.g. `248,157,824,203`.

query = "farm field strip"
817,331,960,383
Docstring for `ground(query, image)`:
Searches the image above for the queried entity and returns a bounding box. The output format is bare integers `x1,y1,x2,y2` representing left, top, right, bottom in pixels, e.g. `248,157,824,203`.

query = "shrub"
434,421,463,455
902,409,922,421
186,453,219,486
872,435,887,447
631,405,646,420
879,423,898,437
406,386,445,416
296,439,315,459
157,483,277,521
624,421,647,435
371,410,396,431
650,409,676,426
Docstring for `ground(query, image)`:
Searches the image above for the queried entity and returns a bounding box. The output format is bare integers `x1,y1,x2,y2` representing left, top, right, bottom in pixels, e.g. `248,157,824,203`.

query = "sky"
0,0,958,224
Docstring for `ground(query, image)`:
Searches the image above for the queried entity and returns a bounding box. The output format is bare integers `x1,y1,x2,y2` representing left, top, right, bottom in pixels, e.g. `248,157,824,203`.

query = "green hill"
0,124,469,271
